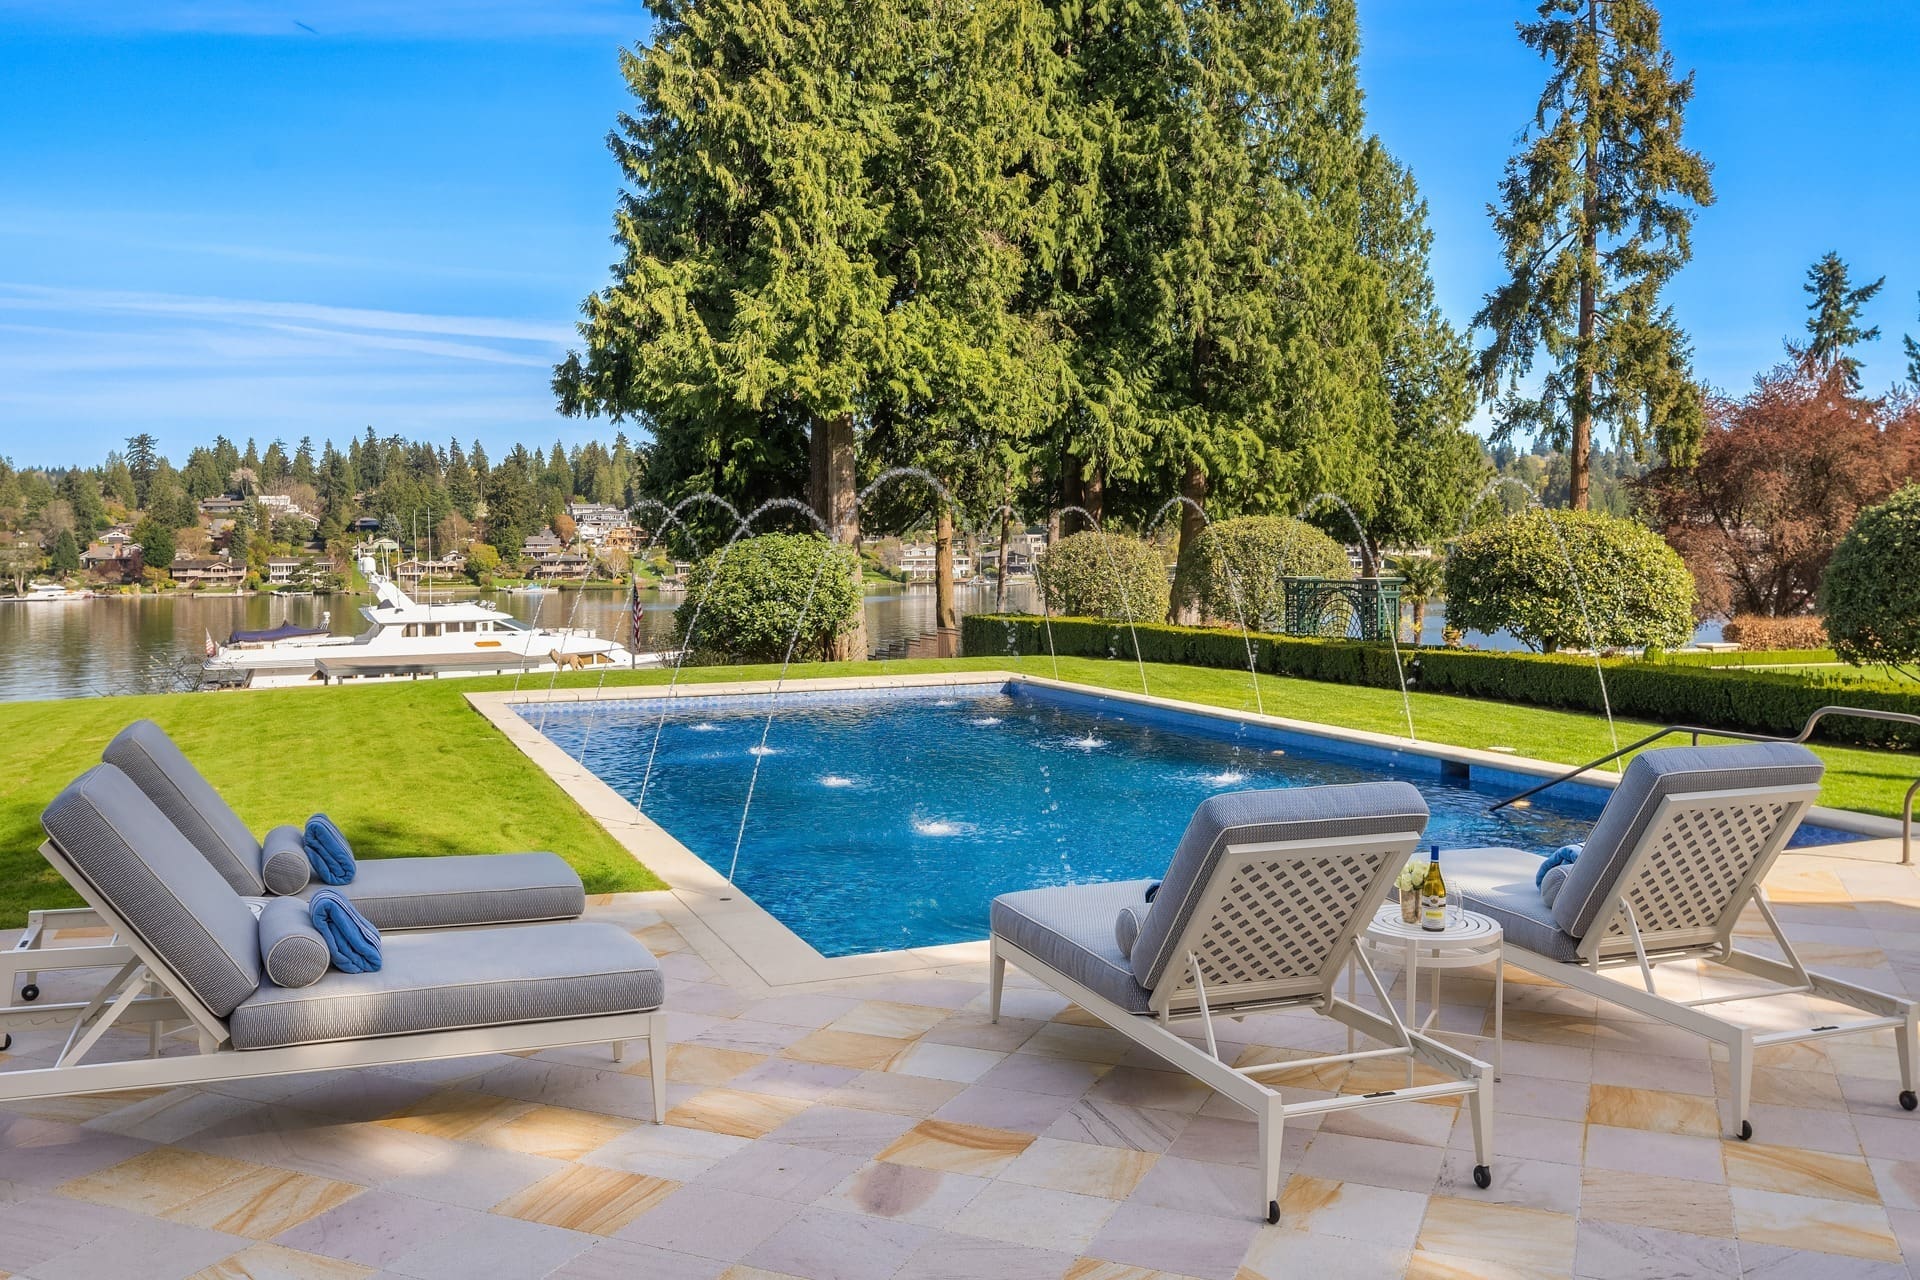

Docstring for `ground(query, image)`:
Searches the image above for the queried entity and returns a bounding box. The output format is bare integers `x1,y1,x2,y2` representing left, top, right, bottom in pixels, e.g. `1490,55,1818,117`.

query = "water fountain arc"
1297,493,1416,742
1139,495,1264,717
1051,505,1152,697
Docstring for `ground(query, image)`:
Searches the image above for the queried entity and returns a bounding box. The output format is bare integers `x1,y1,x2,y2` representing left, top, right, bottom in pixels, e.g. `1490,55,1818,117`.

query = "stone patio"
0,840,1915,1280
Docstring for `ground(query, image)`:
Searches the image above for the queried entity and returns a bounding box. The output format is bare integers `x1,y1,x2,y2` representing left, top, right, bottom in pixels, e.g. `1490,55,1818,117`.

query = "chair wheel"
1901,1091,1917,1112
0,1034,10,1052
19,984,37,1002
1737,1120,1753,1141
1473,1165,1491,1189
1266,1199,1279,1225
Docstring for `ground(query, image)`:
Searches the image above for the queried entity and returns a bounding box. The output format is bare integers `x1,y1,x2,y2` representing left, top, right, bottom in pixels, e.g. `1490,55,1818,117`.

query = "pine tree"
293,437,316,486
1474,0,1714,510
1905,293,1920,389
123,433,158,506
1796,252,1883,390
49,528,81,575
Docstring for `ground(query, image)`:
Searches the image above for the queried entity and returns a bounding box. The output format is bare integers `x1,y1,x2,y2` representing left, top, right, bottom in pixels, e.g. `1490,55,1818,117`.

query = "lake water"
0,580,1039,703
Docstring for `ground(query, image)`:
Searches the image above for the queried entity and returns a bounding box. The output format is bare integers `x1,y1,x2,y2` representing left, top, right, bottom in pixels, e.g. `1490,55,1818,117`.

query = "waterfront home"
396,552,468,582
522,529,564,558
899,542,974,582
169,554,246,587
530,550,592,579
265,556,321,586
198,495,249,517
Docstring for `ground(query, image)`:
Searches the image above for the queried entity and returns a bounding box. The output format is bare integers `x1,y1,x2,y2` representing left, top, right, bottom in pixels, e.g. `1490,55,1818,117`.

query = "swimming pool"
525,681,1862,957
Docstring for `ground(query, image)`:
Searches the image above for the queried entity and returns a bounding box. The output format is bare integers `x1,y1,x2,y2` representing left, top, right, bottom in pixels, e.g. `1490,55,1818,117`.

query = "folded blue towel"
1536,843,1582,887
303,813,356,885
309,888,382,973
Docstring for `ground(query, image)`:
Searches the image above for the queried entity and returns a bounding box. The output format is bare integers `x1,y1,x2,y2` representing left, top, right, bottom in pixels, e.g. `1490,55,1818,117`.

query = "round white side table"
1347,903,1504,1081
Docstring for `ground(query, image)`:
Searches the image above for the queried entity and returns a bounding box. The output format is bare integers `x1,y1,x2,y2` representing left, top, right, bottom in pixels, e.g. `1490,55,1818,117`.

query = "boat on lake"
9,582,92,602
203,547,647,687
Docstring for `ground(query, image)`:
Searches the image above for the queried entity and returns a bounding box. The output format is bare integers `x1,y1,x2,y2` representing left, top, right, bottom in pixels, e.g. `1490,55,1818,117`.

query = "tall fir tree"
123,433,158,506
1796,252,1883,390
1473,0,1713,509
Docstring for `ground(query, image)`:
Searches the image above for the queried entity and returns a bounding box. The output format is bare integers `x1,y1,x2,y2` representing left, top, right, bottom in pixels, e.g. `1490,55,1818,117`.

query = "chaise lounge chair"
989,782,1496,1224
5,720,587,1004
0,763,666,1112
1442,741,1918,1140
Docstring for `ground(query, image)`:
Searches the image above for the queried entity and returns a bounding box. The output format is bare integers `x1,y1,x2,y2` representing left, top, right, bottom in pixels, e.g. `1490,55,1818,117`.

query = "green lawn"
2,654,1913,927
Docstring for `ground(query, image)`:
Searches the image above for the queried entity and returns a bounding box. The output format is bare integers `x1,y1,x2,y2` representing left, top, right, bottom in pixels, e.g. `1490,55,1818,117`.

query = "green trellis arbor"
1281,577,1403,641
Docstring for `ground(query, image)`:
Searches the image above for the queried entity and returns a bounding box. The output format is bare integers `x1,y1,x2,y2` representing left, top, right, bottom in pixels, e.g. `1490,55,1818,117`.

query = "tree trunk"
995,503,1012,613
1061,463,1084,534
1571,0,1599,513
1082,462,1105,530
1174,462,1208,622
934,506,958,656
810,412,866,660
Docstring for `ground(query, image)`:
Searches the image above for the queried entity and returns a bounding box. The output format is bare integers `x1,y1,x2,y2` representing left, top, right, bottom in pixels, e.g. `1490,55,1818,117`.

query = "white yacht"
204,549,648,687
11,581,92,602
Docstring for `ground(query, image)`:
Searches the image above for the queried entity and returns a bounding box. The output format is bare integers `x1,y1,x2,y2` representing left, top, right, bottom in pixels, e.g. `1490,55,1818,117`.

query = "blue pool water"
527,682,1862,957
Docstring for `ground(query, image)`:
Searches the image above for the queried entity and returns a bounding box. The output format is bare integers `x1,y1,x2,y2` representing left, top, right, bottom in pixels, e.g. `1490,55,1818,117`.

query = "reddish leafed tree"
1639,364,1918,617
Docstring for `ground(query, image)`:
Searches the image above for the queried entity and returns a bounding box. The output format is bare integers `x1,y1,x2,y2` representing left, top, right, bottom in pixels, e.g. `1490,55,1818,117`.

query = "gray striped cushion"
1551,742,1824,938
258,896,328,988
1129,782,1430,988
41,764,261,1017
103,720,265,896
282,853,584,929
227,921,663,1050
1442,845,1582,962
260,826,313,897
991,880,1157,1015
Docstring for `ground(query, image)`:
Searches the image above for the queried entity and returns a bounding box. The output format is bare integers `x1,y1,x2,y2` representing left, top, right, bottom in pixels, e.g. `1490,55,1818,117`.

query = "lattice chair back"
1585,784,1818,960
1129,782,1428,1018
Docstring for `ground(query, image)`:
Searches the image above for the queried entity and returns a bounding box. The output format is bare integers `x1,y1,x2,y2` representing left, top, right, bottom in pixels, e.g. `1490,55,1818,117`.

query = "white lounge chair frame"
0,840,668,1115
990,828,1495,1224
1500,782,1918,1136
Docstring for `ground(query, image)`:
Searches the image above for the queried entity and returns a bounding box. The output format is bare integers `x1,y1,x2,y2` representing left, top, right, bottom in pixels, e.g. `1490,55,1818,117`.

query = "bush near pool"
962,615,1920,750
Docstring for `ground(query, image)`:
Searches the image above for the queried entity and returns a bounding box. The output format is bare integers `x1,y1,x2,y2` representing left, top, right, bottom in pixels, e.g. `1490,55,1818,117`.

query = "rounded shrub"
1821,484,1920,674
1035,531,1170,622
674,533,864,663
1171,516,1350,630
1443,509,1695,653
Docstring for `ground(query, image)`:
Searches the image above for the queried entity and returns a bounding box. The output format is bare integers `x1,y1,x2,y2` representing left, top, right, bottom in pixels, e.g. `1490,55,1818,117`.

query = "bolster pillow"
1539,863,1574,910
260,825,313,896
1115,904,1146,956
258,897,329,988
303,813,356,885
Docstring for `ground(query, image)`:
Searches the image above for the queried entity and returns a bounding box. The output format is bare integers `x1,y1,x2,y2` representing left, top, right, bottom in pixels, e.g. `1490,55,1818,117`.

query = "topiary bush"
1721,614,1828,651
1822,484,1920,676
1035,531,1170,622
1443,509,1695,653
674,533,863,664
1171,516,1350,630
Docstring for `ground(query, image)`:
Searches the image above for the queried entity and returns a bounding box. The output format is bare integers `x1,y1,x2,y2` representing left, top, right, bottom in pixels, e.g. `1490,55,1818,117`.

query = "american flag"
629,575,643,665
204,629,217,659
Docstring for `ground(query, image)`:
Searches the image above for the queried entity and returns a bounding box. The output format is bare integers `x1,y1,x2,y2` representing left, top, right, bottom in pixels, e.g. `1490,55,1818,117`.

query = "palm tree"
1392,554,1446,644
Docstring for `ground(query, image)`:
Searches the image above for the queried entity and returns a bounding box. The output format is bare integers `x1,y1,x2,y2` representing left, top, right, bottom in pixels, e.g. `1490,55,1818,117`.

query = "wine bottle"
1420,844,1447,932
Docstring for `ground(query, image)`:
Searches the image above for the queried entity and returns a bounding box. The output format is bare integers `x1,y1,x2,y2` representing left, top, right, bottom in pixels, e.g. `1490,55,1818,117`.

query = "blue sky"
2,0,1916,466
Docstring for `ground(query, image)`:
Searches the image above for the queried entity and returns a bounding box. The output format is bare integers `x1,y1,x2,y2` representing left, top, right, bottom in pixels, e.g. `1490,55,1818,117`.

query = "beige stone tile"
719,1268,807,1280
999,1136,1156,1199
781,1029,913,1071
474,1104,635,1160
1342,1056,1460,1104
1051,1004,1104,1028
1730,1186,1902,1261
635,923,687,954
7,1088,169,1124
665,1088,811,1138
374,1089,529,1142
1414,1196,1576,1274
1711,1061,1849,1111
876,1119,1036,1176
1063,1261,1204,1280
825,1001,952,1039
492,1164,678,1235
657,1044,766,1086
1586,1083,1721,1137
1405,1250,1564,1280
186,1243,375,1280
1724,1141,1879,1204
1230,1047,1346,1092
1578,1168,1736,1237
60,1146,259,1215
166,1166,365,1239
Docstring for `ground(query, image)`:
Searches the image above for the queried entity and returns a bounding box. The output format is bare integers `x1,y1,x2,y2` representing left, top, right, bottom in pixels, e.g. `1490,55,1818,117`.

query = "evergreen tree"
1796,252,1883,390
132,516,174,572
1474,0,1714,509
241,438,261,476
261,439,290,484
446,439,477,517
1906,293,1920,389
102,452,138,508
123,433,158,506
483,453,535,556
293,436,317,486
61,470,108,534
49,528,80,575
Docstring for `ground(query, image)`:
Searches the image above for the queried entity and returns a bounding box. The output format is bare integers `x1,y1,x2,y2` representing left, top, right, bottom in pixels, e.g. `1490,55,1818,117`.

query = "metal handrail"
1488,705,1920,866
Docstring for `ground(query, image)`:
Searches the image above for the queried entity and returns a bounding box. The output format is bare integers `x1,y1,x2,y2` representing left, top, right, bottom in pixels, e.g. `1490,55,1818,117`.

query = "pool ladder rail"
1488,705,1919,866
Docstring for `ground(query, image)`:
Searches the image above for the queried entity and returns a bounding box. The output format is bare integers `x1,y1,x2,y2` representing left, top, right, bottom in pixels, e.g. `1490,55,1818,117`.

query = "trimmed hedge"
962,614,1920,750
1721,615,1829,650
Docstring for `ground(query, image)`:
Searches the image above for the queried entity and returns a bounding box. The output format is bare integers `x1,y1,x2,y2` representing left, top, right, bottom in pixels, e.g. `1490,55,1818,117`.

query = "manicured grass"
2,653,1913,926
